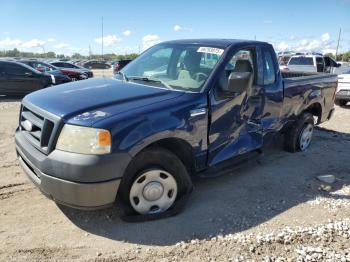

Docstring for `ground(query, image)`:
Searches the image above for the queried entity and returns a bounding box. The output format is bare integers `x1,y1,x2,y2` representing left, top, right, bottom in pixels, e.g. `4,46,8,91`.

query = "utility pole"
335,27,341,61
101,16,104,61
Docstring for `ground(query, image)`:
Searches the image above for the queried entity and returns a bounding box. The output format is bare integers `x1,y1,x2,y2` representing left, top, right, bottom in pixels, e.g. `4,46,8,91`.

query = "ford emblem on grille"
22,120,33,132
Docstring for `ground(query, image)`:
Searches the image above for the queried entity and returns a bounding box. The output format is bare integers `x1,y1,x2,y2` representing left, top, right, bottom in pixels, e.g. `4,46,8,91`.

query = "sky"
0,0,350,56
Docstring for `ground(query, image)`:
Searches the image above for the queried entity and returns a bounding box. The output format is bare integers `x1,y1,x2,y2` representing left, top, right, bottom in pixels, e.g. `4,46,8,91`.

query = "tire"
284,112,314,153
335,100,347,107
117,148,193,222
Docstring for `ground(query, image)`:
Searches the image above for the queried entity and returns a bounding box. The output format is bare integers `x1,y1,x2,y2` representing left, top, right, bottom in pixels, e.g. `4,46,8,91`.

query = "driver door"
208,47,264,166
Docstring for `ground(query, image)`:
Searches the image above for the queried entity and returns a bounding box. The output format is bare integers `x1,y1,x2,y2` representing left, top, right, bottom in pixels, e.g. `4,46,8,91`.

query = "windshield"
119,44,225,92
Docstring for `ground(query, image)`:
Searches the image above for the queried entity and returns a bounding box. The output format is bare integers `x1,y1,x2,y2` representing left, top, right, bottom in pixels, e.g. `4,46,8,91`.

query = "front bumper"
15,130,129,209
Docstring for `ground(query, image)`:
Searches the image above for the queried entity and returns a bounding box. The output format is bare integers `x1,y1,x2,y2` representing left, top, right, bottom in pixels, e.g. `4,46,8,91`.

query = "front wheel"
117,148,192,222
284,112,314,152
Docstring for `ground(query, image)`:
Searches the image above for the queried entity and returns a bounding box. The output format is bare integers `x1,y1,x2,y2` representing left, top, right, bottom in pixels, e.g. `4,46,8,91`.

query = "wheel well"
304,103,322,124
143,138,196,174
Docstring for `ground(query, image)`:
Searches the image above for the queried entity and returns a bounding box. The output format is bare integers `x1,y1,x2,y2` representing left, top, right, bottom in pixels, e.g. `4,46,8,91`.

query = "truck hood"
24,78,184,126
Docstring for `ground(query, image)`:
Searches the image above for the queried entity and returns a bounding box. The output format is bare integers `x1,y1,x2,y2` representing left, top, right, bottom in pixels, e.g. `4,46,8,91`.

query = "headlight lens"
56,124,111,154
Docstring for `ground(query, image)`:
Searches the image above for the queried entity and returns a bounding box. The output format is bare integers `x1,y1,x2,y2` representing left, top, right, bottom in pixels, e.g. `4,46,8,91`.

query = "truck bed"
281,71,338,125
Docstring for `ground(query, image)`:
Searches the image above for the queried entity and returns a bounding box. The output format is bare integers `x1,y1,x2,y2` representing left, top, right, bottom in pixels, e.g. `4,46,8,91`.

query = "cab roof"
161,39,269,48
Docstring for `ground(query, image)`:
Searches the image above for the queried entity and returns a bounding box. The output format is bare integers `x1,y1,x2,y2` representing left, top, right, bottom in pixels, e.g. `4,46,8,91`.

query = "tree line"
323,51,350,62
0,48,139,61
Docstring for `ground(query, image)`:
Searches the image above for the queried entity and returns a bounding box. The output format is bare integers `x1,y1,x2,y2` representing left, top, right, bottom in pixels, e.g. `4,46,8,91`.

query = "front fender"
93,92,208,170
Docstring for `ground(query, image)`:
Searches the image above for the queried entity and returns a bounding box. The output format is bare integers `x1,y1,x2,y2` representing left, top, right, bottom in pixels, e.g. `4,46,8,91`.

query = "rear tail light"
332,82,338,101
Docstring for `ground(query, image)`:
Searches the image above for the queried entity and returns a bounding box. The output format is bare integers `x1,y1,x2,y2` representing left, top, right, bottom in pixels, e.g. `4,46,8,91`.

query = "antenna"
101,16,104,77
335,28,341,61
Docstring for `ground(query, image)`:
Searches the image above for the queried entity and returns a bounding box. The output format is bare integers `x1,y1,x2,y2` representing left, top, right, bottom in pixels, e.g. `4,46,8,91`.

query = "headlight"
56,124,111,154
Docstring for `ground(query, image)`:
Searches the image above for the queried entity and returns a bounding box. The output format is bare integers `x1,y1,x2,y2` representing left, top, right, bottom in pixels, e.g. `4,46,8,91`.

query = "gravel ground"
0,79,349,261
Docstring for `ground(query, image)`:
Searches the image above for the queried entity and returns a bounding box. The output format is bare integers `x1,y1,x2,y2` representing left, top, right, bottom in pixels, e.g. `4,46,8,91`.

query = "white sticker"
197,47,224,55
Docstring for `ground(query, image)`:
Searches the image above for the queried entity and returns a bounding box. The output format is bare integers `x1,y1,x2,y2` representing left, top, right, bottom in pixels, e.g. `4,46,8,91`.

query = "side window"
32,62,50,71
3,64,31,75
263,50,276,85
316,57,325,72
216,48,256,93
226,50,255,76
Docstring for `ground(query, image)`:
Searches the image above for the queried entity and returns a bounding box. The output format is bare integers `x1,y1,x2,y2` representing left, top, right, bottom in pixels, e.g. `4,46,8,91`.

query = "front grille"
20,102,61,155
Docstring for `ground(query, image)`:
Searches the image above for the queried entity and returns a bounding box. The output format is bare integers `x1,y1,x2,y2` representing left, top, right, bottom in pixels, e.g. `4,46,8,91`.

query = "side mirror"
227,71,253,93
336,63,341,68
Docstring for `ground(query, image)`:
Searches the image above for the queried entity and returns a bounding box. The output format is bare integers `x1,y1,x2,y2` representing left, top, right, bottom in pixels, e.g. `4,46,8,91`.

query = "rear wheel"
117,148,192,222
284,112,314,152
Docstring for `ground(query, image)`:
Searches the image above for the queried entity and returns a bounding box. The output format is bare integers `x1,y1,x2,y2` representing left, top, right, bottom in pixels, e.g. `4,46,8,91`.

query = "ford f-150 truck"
15,39,337,221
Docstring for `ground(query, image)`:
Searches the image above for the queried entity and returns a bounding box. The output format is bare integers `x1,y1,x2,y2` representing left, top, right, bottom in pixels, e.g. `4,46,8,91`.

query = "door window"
3,63,32,75
54,62,64,67
263,50,276,85
216,48,256,92
316,57,324,72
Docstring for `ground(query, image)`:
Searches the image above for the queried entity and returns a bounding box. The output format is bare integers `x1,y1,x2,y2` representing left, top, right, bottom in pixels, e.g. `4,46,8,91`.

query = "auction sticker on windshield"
197,47,224,55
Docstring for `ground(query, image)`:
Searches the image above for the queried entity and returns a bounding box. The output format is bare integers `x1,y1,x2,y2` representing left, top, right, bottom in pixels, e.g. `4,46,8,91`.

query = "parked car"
0,60,53,95
335,68,350,106
21,60,87,81
82,60,111,69
50,61,93,78
19,60,71,85
32,62,88,81
15,39,337,221
286,54,340,73
113,59,132,74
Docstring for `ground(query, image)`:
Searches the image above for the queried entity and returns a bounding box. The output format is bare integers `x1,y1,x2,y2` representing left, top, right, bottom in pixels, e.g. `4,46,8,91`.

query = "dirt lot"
0,78,350,261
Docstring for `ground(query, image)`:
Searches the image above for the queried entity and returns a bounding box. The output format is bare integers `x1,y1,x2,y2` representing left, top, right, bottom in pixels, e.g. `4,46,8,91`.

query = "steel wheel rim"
129,169,178,215
299,123,313,151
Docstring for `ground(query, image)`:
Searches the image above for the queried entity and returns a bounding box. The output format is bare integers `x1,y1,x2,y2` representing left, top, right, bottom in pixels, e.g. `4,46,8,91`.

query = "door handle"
247,120,261,127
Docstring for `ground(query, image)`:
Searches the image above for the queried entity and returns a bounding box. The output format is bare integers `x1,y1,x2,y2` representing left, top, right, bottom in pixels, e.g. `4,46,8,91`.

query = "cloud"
94,34,122,46
322,48,336,55
321,33,330,42
53,43,69,49
275,32,335,54
123,30,131,37
173,25,193,32
21,39,45,48
47,38,56,42
277,41,289,51
142,34,161,50
0,37,23,47
173,25,182,32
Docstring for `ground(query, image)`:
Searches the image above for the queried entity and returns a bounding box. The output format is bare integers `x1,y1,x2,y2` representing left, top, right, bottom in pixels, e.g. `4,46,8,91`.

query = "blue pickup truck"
15,39,337,220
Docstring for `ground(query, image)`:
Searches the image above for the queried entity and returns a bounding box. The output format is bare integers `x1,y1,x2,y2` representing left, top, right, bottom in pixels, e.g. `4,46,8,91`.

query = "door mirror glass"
228,71,253,93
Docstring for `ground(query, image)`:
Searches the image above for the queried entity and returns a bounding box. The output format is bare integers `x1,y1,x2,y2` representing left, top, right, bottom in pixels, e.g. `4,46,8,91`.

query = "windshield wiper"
116,71,128,81
129,76,173,89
